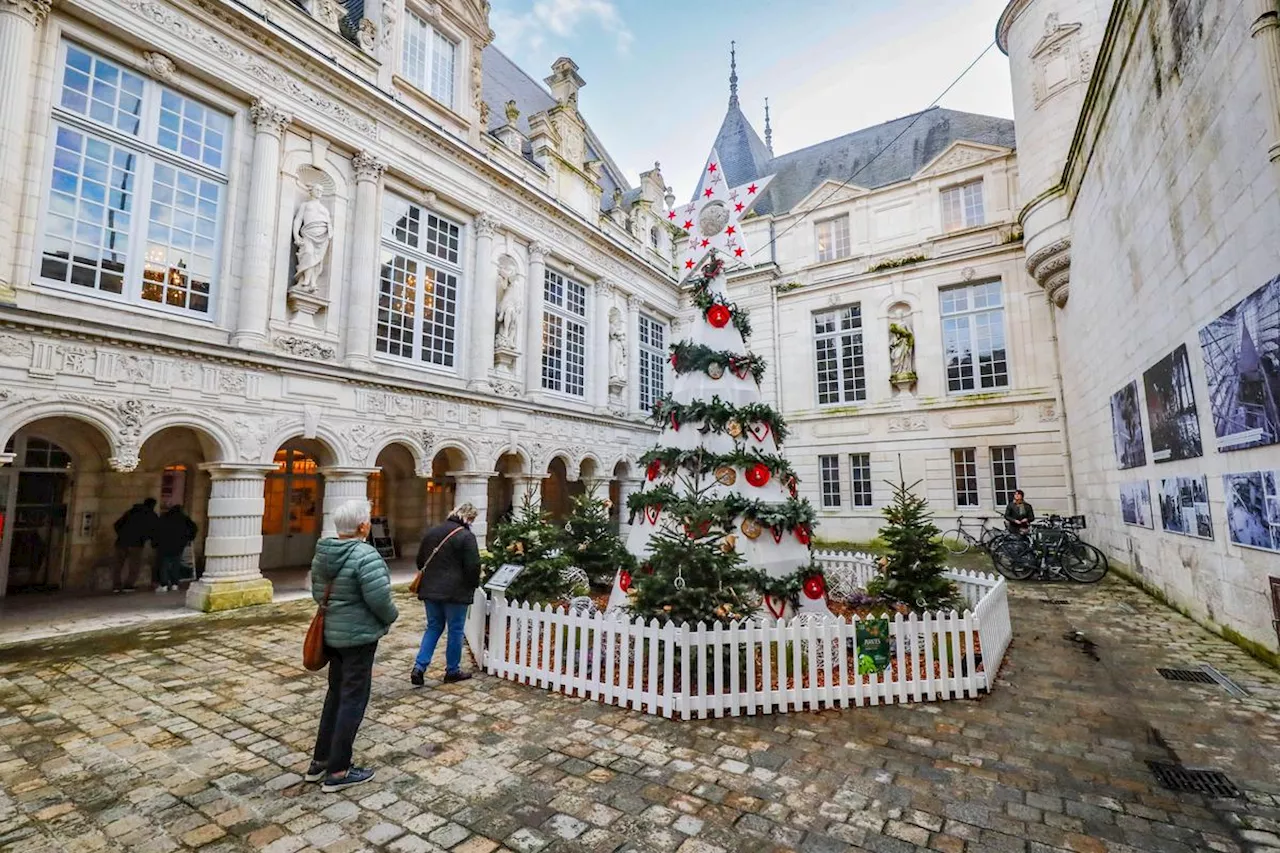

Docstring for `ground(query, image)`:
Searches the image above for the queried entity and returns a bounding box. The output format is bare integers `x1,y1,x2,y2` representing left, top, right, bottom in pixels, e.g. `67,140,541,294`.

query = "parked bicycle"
989,514,1108,583
940,516,1002,556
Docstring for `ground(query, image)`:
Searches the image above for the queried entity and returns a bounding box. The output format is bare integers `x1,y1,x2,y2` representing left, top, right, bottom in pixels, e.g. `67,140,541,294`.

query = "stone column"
592,279,613,412
186,464,276,612
510,473,546,512
344,152,386,370
523,242,548,393
450,471,494,548
318,467,378,537
625,294,642,414
1251,0,1280,163
468,214,499,391
232,100,292,349
0,0,53,304
616,476,643,539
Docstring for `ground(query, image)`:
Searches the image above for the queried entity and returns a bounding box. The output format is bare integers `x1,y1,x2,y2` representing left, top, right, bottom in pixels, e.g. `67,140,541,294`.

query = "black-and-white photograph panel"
1199,275,1280,452
1224,469,1280,552
1110,380,1148,469
1143,344,1204,462
1120,480,1153,528
1159,475,1213,540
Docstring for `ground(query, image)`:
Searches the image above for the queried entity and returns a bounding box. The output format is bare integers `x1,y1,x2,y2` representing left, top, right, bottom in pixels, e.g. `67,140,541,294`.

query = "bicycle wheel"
1063,542,1108,583
941,529,971,556
991,536,1036,580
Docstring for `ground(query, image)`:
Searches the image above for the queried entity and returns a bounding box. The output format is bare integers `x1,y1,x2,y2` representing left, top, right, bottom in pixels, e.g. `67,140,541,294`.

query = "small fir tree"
627,479,767,625
482,489,579,604
560,487,635,588
869,473,960,611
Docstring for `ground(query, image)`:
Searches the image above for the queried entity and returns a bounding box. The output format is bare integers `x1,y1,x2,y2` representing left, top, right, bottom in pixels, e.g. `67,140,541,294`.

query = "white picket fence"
462,551,1012,720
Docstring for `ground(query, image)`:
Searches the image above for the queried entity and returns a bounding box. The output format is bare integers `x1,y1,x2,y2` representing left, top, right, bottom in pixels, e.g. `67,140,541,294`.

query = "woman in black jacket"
410,503,481,686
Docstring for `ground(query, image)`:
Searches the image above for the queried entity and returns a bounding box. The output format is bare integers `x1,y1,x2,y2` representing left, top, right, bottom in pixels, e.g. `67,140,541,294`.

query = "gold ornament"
740,518,763,540
719,534,738,554
714,465,737,486
707,361,725,380
726,419,743,438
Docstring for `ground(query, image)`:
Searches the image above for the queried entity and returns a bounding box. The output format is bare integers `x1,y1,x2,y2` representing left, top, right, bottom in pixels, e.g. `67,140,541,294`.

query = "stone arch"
368,434,431,477
259,422,344,467
578,452,605,482
431,439,478,472
879,294,917,319
608,454,636,479
487,445,530,473
0,401,123,465
540,448,577,480
137,415,234,464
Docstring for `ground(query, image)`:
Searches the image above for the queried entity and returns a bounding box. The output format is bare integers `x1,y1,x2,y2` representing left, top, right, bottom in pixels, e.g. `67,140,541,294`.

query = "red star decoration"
707,162,718,173
700,239,709,247
734,247,745,257
747,184,758,194
667,210,677,220
703,187,715,198
683,220,693,230
685,258,695,269
734,202,744,212
725,225,736,235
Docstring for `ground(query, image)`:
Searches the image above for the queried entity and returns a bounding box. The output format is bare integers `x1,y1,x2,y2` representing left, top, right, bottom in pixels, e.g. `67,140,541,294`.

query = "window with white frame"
542,269,587,396
376,194,462,367
941,179,985,231
940,281,1009,394
638,313,666,412
402,10,457,109
953,448,979,508
849,453,872,507
814,305,866,404
992,446,1018,508
820,455,841,508
38,42,228,316
815,215,851,262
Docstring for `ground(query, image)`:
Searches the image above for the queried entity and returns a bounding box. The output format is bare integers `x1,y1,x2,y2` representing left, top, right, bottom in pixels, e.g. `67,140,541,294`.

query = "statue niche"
888,302,917,393
494,254,522,373
608,307,627,389
292,183,331,295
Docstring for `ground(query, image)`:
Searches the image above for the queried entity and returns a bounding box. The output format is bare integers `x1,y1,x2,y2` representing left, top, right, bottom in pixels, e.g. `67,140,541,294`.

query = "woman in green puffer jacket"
304,499,398,794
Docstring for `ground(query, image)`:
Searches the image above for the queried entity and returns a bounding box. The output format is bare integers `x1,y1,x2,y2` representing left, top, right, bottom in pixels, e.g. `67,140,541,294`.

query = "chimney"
545,57,585,106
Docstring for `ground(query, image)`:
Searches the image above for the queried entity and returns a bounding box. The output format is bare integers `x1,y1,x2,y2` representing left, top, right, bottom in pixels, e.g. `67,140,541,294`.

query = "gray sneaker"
321,767,375,793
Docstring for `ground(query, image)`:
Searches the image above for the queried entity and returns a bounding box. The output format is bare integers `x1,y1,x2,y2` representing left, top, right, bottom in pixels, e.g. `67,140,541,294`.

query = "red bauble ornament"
619,570,632,592
794,524,811,546
803,575,826,600
706,304,731,329
642,562,654,575
646,459,661,481
745,463,771,488
670,412,680,431
685,520,711,539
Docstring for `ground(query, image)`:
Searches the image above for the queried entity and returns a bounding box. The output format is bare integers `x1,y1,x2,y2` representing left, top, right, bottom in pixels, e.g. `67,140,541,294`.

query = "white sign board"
484,562,526,592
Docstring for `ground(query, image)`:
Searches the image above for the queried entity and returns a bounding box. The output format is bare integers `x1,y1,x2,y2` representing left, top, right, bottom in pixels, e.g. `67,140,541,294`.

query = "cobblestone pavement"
2,578,1279,853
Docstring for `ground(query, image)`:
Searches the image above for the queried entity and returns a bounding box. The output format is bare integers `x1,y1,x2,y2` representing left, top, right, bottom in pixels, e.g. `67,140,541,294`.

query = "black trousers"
311,641,377,774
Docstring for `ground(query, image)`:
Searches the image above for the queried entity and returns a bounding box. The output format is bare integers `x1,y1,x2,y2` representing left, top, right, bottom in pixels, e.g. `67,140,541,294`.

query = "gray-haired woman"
410,503,481,686
305,499,398,793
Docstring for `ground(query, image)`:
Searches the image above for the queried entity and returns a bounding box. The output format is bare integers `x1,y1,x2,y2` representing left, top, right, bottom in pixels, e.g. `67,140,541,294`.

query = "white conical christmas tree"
625,150,823,618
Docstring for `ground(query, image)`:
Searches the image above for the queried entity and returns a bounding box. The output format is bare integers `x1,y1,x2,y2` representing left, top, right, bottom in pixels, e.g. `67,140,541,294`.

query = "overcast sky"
489,0,1016,199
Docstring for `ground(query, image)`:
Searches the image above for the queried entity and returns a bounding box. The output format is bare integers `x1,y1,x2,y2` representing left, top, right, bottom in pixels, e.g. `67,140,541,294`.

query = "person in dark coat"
153,505,197,592
410,503,481,686
113,498,157,593
1004,489,1035,535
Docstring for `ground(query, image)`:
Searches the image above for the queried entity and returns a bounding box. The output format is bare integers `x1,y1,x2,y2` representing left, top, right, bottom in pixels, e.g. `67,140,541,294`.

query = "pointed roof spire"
729,41,739,107
764,97,773,155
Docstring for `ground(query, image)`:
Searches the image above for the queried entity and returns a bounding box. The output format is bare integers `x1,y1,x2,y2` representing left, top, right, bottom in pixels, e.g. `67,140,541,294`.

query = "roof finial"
729,41,739,108
764,97,773,154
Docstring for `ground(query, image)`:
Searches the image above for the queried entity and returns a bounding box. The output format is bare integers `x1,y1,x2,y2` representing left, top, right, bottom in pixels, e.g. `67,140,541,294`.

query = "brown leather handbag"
303,576,336,671
408,526,464,595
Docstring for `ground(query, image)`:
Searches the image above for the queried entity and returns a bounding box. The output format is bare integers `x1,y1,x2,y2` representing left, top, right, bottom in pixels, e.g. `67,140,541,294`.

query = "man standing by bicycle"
1004,489,1035,535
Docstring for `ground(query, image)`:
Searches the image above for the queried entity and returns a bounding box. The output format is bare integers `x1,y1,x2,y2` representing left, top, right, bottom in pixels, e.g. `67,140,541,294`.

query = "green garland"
650,395,790,445
670,342,766,385
627,486,817,533
687,253,752,340
758,564,825,604
639,447,797,484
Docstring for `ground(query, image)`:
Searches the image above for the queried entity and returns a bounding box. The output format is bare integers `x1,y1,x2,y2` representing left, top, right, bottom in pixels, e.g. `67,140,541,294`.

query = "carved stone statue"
495,255,521,351
609,308,627,383
889,319,916,380
292,184,331,293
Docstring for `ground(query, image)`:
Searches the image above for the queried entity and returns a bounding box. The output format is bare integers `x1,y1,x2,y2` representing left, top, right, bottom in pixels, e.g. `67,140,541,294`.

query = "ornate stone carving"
504,99,520,123
380,1,397,49
1026,238,1072,306
61,395,180,471
471,53,484,120
232,416,266,461
142,51,177,82
311,0,343,32
343,423,385,463
249,98,292,136
1029,15,1087,108
119,354,153,384
608,308,627,385
0,334,32,358
494,254,522,353
357,18,377,51
291,184,331,294
888,319,916,387
2,0,53,25
476,213,498,239
927,145,991,176
491,379,521,397
352,151,385,182
1038,401,1058,422
528,241,549,263
274,336,335,360
887,414,927,433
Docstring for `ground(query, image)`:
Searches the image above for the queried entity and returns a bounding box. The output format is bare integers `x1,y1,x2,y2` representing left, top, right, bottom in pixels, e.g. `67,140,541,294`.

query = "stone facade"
1002,0,1280,653
0,0,672,608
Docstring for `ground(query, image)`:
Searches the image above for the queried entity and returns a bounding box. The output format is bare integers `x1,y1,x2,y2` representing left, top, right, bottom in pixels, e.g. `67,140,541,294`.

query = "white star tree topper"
665,148,774,280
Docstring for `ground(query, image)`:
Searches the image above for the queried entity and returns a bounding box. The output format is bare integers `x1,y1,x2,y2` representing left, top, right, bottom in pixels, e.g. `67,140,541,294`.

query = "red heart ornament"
670,412,679,431
644,504,661,525
747,422,772,444
730,359,752,381
770,526,783,544
763,595,787,619
794,524,811,546
646,459,661,481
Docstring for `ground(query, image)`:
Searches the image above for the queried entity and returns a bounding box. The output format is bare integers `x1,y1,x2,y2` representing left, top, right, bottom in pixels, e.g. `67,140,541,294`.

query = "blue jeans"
414,601,469,674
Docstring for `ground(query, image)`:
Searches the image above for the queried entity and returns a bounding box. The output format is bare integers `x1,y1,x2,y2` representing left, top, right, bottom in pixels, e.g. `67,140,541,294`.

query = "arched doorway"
610,460,630,533
261,439,328,569
426,448,465,528
542,456,572,521
488,452,524,526
370,442,420,559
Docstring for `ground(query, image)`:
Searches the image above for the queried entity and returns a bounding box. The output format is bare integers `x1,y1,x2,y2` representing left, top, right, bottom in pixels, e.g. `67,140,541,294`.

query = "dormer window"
403,10,457,109
649,226,660,249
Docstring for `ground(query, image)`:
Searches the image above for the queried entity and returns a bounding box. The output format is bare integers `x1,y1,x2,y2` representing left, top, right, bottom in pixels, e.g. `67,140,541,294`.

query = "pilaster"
232,100,292,349
592,278,614,412
625,294,642,415
344,152,385,370
1251,0,1280,164
468,214,499,391
523,242,548,393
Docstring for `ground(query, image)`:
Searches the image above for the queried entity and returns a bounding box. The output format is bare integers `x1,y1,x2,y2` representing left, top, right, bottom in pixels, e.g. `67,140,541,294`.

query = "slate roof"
481,45,633,206
696,106,1017,216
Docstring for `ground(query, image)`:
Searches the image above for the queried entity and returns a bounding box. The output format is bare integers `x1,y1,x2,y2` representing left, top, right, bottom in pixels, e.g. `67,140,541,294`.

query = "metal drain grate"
1146,761,1242,798
1157,668,1217,684
1040,598,1070,605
